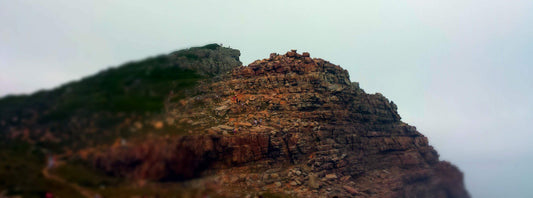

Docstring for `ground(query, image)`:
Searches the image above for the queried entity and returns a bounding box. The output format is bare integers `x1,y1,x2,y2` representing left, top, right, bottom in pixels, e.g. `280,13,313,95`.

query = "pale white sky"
1,1,532,197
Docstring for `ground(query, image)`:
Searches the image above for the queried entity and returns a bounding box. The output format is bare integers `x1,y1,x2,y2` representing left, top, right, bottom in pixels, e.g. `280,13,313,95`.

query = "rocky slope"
90,50,470,197
0,45,468,197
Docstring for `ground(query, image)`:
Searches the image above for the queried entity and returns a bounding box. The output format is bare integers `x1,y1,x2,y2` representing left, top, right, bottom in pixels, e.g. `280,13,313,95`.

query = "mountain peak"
238,50,350,86
92,50,468,197
0,46,469,198
169,43,242,76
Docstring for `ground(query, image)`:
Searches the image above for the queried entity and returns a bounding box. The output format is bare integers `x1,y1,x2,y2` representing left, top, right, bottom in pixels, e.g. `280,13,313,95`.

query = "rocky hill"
0,45,469,198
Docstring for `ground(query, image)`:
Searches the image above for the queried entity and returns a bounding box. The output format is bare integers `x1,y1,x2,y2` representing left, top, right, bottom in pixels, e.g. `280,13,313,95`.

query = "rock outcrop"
169,43,242,76
92,50,470,197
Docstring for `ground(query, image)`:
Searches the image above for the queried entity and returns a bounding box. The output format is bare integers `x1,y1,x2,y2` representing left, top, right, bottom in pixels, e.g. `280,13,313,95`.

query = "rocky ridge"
92,50,470,197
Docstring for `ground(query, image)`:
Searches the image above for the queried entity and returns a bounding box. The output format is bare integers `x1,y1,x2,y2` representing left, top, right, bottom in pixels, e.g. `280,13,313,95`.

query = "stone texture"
169,44,242,76
91,51,469,197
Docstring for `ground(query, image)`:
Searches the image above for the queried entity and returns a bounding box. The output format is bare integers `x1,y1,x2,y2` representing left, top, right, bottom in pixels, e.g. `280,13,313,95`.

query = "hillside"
0,45,468,197
0,44,241,197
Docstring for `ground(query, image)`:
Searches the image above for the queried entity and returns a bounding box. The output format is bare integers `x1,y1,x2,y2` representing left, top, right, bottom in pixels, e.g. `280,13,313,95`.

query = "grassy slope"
0,43,226,124
0,55,202,122
0,44,239,197
0,141,84,198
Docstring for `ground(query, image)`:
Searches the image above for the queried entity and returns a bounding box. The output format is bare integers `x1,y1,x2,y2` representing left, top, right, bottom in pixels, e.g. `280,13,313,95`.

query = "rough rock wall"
93,50,469,198
169,44,242,76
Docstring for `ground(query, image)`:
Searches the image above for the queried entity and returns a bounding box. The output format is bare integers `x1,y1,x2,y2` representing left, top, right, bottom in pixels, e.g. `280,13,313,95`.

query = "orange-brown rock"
92,51,469,197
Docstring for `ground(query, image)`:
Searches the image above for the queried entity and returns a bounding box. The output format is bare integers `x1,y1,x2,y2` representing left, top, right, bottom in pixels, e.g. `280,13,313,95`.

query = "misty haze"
1,1,532,198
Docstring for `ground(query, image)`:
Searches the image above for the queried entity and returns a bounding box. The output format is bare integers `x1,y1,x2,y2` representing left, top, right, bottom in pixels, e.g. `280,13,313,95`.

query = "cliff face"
92,50,469,197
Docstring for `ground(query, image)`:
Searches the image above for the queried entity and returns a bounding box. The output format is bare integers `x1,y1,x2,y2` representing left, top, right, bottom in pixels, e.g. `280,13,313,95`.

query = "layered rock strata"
93,50,469,198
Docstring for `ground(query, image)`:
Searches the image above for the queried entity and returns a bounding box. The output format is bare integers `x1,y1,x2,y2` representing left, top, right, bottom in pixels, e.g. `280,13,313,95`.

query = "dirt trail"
42,162,97,198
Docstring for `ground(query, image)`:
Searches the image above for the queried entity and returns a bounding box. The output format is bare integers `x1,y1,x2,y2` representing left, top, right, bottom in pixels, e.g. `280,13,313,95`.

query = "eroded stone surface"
92,51,469,197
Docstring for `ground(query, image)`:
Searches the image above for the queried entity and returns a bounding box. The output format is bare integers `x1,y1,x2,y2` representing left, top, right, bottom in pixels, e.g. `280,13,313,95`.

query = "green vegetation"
53,159,121,188
0,43,233,124
0,43,242,197
0,45,223,146
0,141,83,198
200,43,221,50
39,55,203,122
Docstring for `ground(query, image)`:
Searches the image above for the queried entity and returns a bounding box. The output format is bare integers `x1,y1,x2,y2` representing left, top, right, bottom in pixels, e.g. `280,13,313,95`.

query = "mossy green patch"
0,141,83,198
53,160,121,188
0,43,242,197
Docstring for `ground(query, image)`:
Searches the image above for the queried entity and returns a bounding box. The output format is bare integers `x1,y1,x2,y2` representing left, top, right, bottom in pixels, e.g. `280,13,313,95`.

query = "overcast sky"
1,1,532,197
